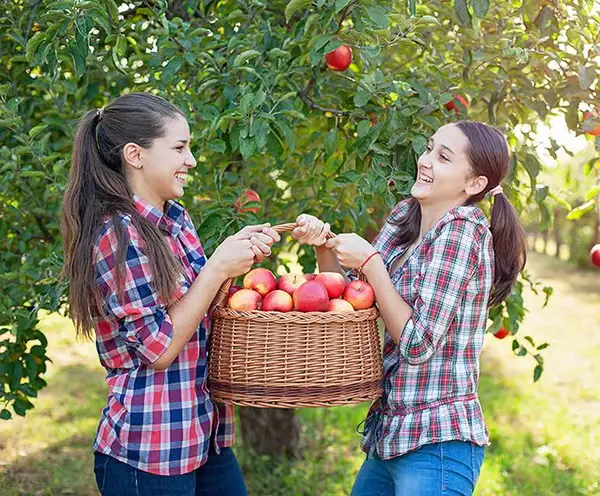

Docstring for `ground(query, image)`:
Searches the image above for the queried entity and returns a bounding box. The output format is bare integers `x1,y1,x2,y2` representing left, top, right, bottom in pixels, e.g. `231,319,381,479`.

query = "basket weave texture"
208,223,383,408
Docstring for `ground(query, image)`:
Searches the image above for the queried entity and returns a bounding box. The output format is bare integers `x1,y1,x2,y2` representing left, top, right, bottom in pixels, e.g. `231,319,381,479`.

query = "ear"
465,174,488,196
122,142,143,169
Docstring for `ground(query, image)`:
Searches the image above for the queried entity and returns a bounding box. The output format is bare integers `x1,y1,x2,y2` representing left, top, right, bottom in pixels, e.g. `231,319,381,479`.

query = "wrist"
360,251,382,278
204,255,228,284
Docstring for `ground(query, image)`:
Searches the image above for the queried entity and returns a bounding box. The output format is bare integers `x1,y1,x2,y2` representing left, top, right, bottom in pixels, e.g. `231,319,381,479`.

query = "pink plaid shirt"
92,195,234,475
359,198,493,458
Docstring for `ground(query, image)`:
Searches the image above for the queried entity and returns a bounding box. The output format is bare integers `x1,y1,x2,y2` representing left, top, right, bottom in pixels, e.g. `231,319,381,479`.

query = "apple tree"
1,0,598,453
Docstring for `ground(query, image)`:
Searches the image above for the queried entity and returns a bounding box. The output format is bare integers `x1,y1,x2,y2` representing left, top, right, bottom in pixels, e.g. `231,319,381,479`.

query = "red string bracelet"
359,251,381,273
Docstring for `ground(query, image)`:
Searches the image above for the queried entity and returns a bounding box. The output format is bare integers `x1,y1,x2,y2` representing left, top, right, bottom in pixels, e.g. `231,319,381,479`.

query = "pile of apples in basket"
227,268,376,312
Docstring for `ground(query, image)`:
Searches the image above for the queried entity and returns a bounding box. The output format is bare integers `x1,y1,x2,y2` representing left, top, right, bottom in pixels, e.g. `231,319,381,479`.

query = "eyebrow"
173,138,189,145
429,138,455,155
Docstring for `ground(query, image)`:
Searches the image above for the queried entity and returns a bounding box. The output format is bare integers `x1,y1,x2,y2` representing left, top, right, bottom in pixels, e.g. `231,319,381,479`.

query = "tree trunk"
553,208,562,259
239,407,300,457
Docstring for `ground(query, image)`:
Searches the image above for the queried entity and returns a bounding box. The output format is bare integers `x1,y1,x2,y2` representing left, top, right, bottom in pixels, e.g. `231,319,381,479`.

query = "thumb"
324,238,336,250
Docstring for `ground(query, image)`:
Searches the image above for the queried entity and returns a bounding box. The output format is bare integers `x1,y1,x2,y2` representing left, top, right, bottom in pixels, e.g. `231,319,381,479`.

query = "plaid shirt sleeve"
93,216,174,365
398,219,480,365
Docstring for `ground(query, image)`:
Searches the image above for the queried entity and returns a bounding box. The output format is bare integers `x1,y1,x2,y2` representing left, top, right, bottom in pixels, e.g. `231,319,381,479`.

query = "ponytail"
60,94,185,339
488,191,527,306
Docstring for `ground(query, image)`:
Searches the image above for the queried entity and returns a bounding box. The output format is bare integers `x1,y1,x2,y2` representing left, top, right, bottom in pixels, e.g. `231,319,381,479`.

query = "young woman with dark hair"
293,121,527,495
61,92,280,495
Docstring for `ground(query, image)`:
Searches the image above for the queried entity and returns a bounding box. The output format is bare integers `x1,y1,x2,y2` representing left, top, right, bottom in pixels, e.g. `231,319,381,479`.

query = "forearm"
315,245,345,275
152,257,227,369
362,255,413,344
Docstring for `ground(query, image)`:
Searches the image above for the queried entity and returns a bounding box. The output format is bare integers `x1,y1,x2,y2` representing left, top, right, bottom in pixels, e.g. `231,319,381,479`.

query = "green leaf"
0,409,11,421
366,5,389,29
535,185,549,203
285,0,312,23
411,135,427,155
325,128,338,157
29,124,48,138
162,56,185,84
584,158,600,176
273,120,295,151
106,0,119,22
354,89,371,107
239,136,257,159
357,120,371,137
533,365,543,382
208,139,226,153
584,185,600,202
537,343,549,350
454,0,472,27
335,0,351,13
13,399,30,417
233,49,261,67
578,66,596,90
408,0,416,16
20,384,38,398
25,32,46,63
472,0,489,18
566,200,595,220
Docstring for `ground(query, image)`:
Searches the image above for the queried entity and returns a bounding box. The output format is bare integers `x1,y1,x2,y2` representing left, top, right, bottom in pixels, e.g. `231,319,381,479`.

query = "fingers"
238,223,271,237
324,238,337,250
250,236,272,256
261,226,281,243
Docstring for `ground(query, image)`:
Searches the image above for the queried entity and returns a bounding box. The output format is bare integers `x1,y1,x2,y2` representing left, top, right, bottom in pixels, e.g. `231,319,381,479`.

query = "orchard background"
1,0,599,494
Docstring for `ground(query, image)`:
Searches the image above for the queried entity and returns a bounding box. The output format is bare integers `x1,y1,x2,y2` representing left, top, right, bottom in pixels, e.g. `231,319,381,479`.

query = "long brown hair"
393,121,527,307
61,93,185,339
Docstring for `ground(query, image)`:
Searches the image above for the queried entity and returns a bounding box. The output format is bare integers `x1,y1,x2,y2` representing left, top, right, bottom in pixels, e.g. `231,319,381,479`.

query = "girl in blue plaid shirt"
294,121,527,495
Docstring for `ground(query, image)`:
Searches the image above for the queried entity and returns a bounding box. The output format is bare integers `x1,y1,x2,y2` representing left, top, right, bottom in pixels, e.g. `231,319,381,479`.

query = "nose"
185,150,197,169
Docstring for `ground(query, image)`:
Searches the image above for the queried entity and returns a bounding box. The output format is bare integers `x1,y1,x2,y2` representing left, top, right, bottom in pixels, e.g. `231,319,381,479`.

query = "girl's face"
124,114,197,210
411,123,488,208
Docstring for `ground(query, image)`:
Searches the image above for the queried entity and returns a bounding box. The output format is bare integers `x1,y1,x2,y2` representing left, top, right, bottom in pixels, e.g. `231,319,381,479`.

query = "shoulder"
94,213,143,259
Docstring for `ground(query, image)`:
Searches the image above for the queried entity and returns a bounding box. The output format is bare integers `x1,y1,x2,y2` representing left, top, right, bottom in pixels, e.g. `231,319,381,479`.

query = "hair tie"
96,108,104,120
488,184,503,197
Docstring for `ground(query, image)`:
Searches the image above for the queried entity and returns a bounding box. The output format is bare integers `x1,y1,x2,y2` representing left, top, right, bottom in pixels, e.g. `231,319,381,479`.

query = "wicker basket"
208,223,383,408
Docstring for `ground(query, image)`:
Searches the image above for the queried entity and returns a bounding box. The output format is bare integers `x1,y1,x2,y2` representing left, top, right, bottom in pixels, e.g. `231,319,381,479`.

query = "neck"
417,199,465,238
130,177,166,213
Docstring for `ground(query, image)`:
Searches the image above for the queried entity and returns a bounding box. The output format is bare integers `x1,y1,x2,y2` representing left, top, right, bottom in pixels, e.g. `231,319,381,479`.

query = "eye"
439,153,449,161
425,144,433,152
175,146,184,153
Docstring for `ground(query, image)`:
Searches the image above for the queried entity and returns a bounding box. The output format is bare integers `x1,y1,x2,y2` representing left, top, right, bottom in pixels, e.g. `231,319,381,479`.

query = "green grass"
1,252,599,495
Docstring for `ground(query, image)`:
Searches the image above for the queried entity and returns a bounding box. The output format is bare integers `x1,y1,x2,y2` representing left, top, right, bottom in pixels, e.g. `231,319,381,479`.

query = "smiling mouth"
418,171,433,183
175,172,187,183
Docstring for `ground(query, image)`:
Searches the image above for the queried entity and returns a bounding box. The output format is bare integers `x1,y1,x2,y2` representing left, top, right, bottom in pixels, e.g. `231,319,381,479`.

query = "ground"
1,251,599,495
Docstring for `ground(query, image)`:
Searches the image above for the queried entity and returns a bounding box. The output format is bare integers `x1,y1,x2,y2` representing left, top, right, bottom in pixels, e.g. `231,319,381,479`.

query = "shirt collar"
133,194,186,236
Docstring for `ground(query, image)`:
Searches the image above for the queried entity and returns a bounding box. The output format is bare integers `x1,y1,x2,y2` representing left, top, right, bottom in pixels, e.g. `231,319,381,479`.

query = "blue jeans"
351,441,485,496
94,447,248,496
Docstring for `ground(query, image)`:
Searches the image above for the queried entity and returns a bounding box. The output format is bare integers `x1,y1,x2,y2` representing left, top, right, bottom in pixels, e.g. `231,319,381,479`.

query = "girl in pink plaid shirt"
294,121,527,495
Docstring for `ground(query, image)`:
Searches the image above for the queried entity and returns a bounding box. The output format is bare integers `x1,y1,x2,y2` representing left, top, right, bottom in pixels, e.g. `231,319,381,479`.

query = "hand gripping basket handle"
211,222,365,310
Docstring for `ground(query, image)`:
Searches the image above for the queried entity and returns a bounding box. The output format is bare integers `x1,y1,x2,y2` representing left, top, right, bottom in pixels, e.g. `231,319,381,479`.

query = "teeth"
419,173,433,183
175,173,187,181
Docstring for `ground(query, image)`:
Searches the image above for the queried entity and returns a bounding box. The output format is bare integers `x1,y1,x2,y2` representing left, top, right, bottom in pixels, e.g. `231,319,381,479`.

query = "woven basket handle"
211,222,366,310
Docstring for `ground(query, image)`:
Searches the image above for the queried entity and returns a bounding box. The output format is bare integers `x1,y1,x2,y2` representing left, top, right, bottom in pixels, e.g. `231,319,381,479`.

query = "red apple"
325,44,352,72
445,94,469,114
305,274,317,281
493,327,510,339
293,281,329,312
328,298,355,312
590,244,600,268
343,280,375,310
315,272,346,299
243,268,277,297
234,189,261,214
277,273,308,296
583,112,600,136
228,289,261,311
261,290,294,312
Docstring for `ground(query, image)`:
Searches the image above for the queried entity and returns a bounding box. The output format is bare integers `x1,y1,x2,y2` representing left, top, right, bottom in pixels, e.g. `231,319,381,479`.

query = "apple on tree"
234,189,261,214
445,94,469,114
325,44,352,72
590,244,600,268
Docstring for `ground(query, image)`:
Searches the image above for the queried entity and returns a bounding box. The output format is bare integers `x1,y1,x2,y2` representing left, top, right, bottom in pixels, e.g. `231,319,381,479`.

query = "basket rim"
211,305,379,321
